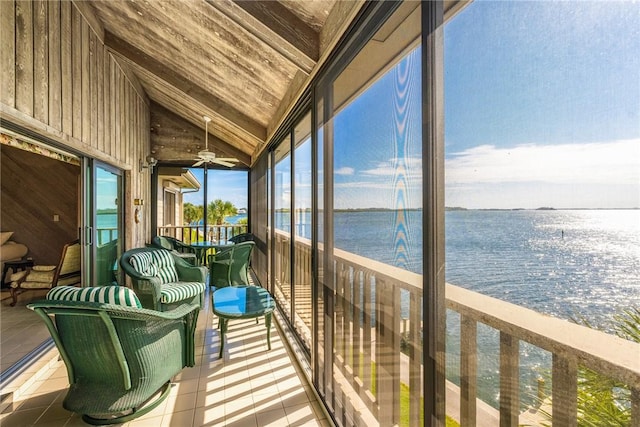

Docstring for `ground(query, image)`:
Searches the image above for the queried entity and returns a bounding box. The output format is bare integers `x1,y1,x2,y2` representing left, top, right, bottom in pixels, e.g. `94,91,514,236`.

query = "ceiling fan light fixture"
192,115,238,168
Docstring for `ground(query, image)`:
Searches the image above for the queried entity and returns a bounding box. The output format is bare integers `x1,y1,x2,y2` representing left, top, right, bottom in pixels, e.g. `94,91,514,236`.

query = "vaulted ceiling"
80,0,366,168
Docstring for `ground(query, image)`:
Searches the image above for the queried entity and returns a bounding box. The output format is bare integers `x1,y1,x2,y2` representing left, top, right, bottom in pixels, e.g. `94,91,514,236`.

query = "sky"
443,0,640,209
188,0,640,211
183,169,248,210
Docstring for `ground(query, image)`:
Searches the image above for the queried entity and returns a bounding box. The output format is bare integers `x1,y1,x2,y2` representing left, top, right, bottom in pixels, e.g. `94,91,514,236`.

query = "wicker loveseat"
28,285,200,425
119,247,207,311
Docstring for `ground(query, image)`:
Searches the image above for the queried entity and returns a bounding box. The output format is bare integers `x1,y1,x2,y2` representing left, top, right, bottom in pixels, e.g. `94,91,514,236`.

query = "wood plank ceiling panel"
90,0,298,126
105,31,264,142
82,0,346,165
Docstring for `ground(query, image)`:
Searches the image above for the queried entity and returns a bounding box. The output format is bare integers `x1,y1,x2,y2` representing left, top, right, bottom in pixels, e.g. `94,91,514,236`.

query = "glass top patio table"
212,286,275,358
186,241,234,265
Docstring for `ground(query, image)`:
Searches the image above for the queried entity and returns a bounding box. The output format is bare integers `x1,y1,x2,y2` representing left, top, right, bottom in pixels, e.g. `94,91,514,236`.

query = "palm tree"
537,308,639,426
183,203,202,225
207,199,238,225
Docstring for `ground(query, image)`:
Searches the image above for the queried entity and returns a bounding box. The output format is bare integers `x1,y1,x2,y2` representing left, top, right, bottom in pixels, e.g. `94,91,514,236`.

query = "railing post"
499,332,519,427
460,315,477,427
345,266,354,381
409,289,422,425
552,354,577,427
362,271,375,415
375,278,400,426
335,260,346,369
353,270,363,395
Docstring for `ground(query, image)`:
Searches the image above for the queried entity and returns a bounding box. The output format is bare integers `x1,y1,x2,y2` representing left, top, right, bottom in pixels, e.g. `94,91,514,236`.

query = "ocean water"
445,209,640,326
321,209,639,327
284,209,640,408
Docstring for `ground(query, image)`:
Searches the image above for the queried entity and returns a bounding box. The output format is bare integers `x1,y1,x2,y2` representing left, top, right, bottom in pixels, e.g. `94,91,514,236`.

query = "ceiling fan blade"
216,157,239,162
193,159,205,167
214,159,236,168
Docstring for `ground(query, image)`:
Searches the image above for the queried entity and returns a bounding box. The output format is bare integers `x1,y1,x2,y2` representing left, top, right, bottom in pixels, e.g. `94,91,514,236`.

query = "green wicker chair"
27,286,200,425
208,241,255,289
228,232,254,244
151,235,197,265
119,247,207,311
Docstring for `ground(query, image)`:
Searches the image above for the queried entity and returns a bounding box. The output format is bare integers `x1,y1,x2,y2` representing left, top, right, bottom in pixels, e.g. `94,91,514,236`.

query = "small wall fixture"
139,155,157,173
133,198,144,206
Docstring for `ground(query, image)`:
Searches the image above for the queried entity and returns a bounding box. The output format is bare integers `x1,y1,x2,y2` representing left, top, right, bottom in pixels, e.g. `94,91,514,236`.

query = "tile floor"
1,288,52,373
0,288,331,426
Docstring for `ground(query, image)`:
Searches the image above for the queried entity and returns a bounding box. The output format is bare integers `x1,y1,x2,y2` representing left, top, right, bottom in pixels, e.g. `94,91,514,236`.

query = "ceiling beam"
207,0,318,75
104,31,266,142
253,0,367,164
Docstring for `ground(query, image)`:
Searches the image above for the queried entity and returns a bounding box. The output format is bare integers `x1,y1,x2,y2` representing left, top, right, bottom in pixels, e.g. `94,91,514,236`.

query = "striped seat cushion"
160,282,206,304
47,286,142,308
129,249,179,284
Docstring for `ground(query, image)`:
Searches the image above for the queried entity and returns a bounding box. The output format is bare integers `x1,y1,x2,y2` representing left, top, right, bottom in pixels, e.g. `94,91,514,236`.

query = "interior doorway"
0,132,81,378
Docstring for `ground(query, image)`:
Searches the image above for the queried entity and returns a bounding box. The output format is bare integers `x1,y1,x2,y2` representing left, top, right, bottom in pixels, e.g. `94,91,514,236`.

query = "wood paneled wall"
0,0,151,249
1,144,79,266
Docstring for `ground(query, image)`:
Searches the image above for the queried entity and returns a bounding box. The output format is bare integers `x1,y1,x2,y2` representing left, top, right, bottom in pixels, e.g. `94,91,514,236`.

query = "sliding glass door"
84,161,122,286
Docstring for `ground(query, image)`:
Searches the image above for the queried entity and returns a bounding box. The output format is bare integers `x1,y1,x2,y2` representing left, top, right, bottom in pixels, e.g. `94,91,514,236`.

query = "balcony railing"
156,224,248,243
96,227,117,246
274,230,640,426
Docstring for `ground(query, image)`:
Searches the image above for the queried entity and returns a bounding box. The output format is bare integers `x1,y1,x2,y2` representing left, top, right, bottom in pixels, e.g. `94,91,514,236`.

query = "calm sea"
284,209,640,408
324,209,640,326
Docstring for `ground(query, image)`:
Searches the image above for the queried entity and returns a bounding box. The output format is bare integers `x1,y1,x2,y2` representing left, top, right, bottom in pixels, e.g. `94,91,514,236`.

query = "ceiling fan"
193,116,239,167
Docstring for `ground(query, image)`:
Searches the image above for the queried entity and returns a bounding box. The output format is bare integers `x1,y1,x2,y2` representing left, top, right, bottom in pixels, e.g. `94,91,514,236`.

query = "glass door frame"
82,158,124,287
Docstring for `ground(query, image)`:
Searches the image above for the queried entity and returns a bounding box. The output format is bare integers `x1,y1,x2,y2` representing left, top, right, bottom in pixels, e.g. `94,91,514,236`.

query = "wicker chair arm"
174,261,207,282
28,298,195,317
173,239,197,254
126,277,162,310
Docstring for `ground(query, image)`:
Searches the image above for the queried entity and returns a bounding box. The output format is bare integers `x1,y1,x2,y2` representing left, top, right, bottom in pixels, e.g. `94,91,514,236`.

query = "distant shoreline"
320,207,639,213
446,207,639,211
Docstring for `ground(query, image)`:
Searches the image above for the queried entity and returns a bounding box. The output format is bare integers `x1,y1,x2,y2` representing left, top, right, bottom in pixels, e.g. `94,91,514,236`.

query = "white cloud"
445,139,640,208
335,167,355,175
361,157,422,177
446,139,640,185
335,180,394,190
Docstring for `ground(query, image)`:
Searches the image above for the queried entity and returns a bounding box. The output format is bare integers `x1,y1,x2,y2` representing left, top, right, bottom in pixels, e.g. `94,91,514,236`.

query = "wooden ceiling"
81,0,365,168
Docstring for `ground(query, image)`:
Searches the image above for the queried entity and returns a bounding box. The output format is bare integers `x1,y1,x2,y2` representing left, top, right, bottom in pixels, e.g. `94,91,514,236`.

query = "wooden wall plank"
71,0,104,43
122,79,128,163
48,1,62,130
119,72,124,161
33,0,48,123
90,31,97,145
71,6,82,139
109,56,116,157
102,49,111,151
125,76,130,162
81,20,90,143
0,1,16,107
60,0,72,134
111,56,117,156
112,69,117,159
137,98,142,168
126,85,132,165
97,44,104,152
115,69,121,159
15,0,33,116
